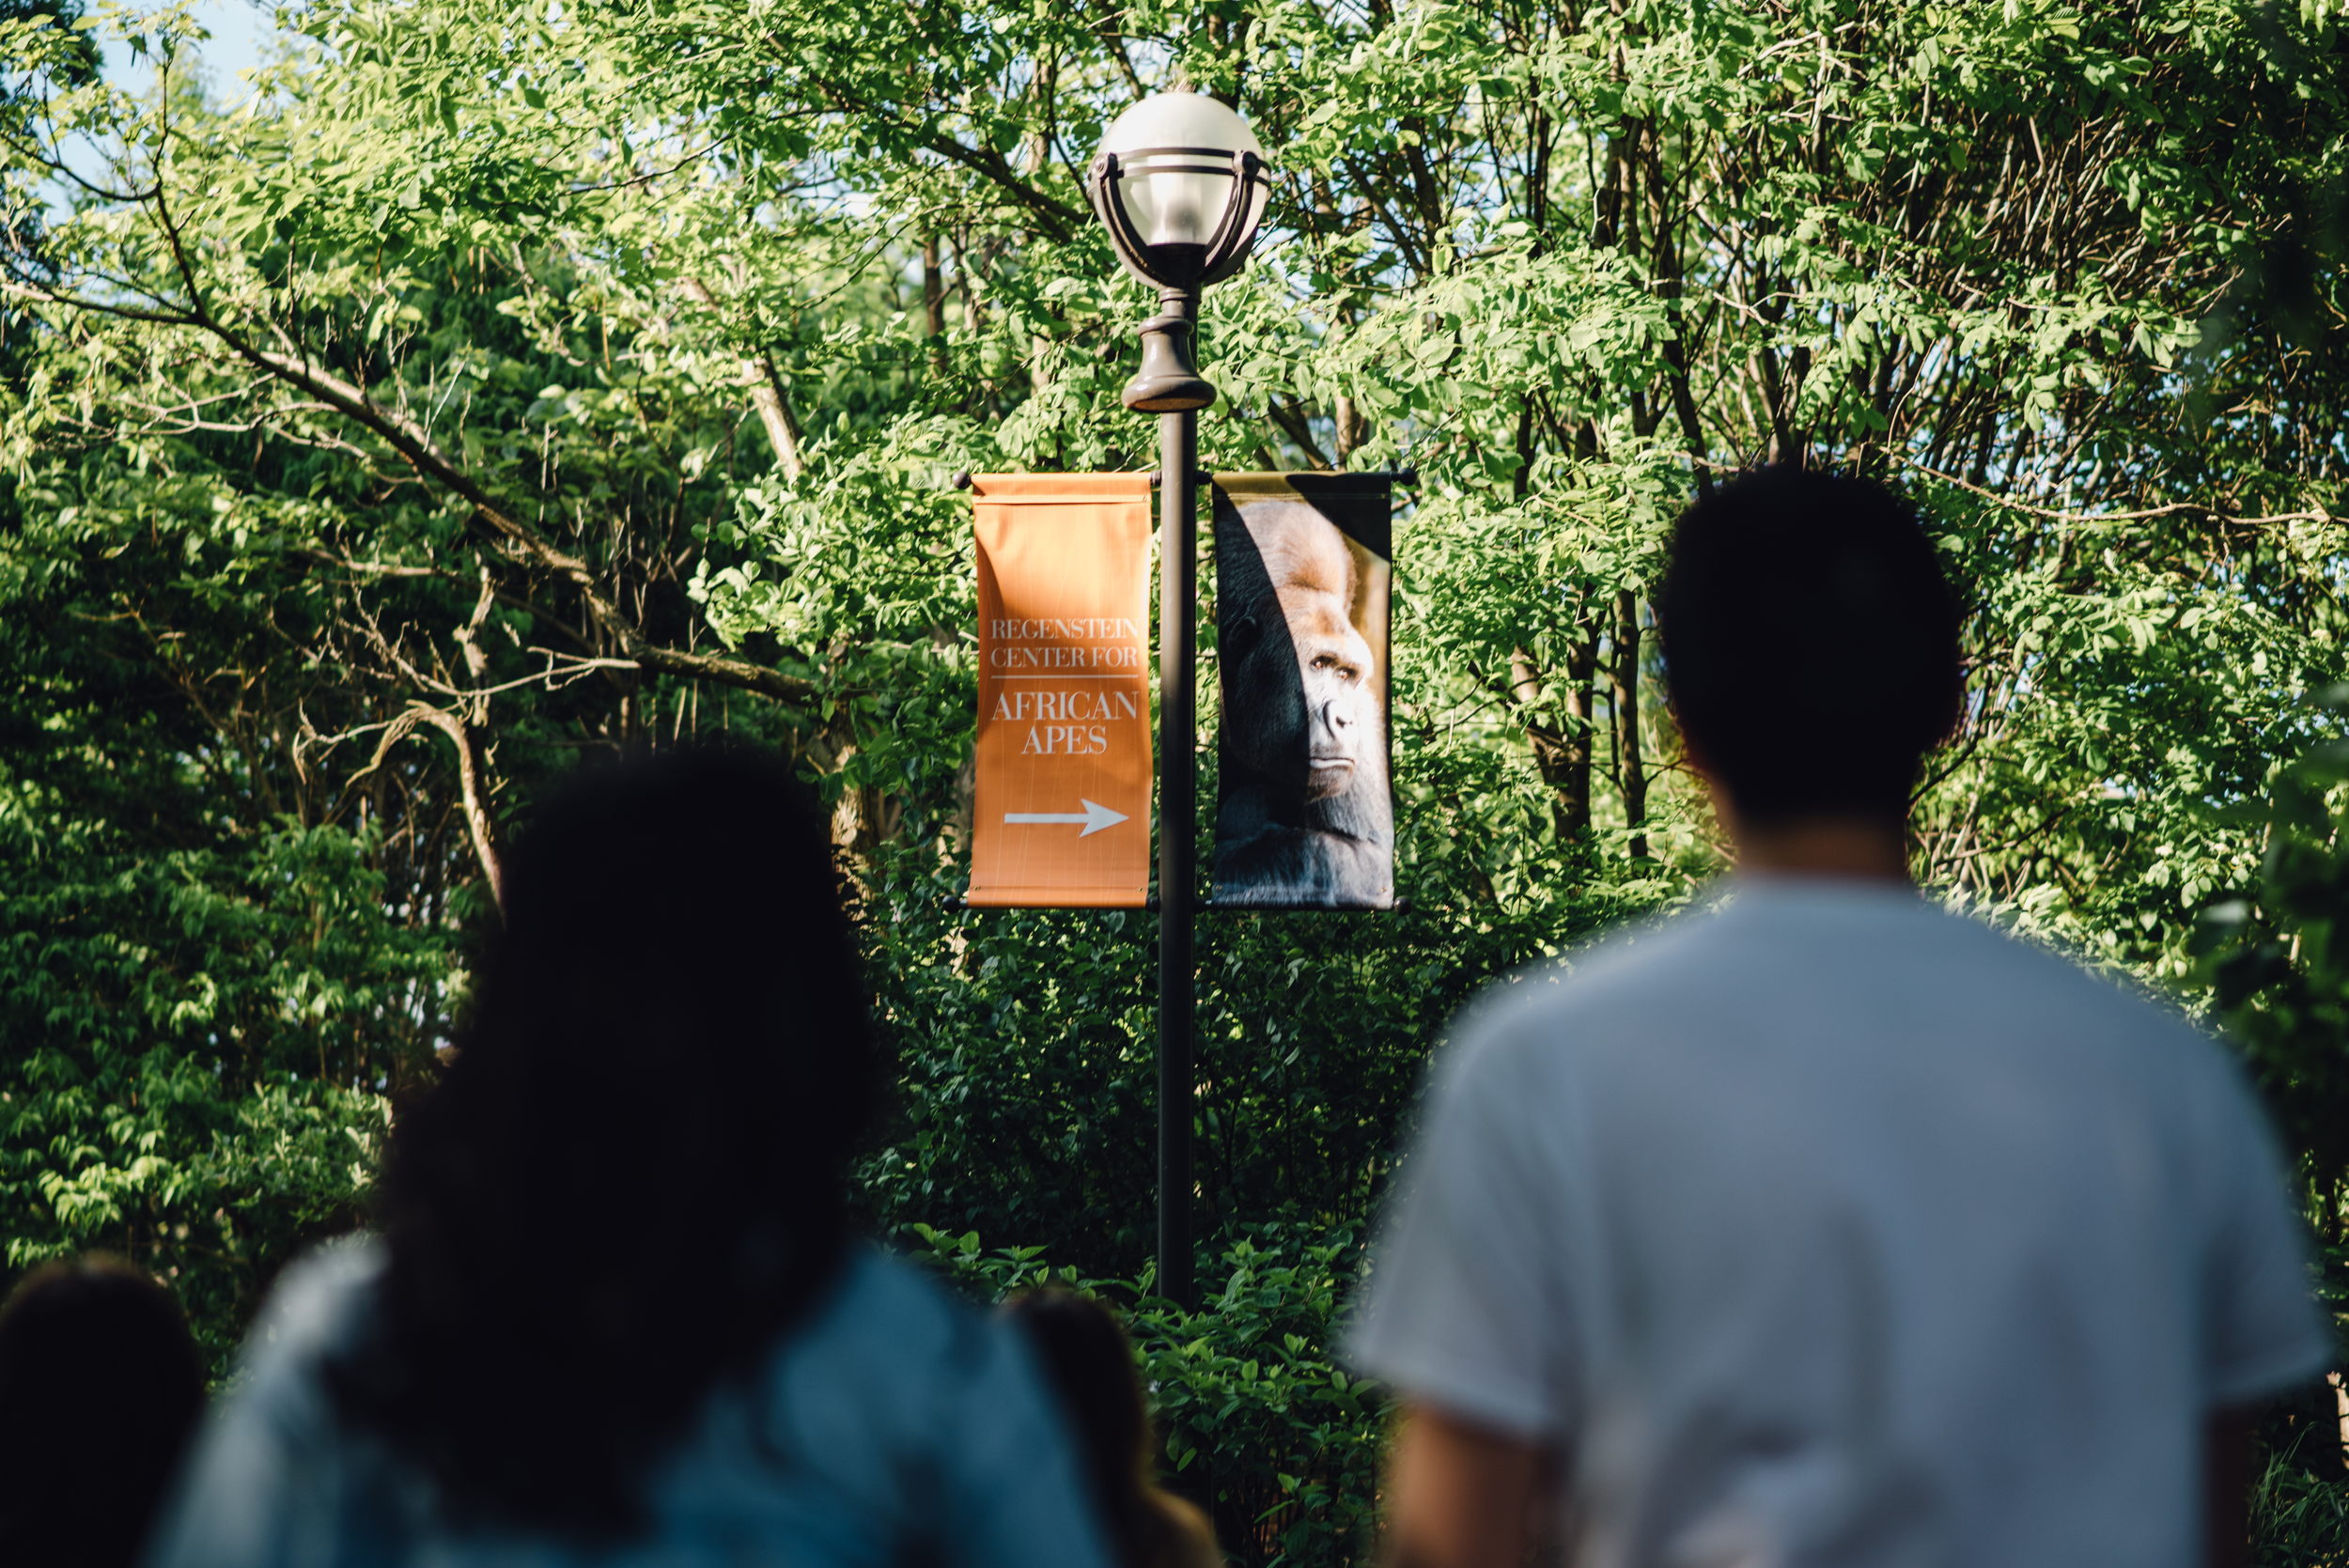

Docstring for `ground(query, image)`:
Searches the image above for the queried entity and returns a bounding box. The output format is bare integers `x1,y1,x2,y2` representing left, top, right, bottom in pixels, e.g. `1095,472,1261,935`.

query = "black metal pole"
1157,405,1198,1313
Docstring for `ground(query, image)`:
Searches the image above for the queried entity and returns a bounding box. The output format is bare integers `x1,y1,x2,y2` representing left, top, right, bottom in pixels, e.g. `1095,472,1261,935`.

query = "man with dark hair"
1350,468,2328,1568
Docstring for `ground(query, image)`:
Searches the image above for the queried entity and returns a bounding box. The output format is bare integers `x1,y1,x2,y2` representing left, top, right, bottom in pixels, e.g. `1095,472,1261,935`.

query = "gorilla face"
1296,612,1376,802
1212,490,1393,907
1237,499,1383,803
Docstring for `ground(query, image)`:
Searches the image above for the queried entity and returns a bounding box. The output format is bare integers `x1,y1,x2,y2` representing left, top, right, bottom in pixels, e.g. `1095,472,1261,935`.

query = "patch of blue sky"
99,0,279,102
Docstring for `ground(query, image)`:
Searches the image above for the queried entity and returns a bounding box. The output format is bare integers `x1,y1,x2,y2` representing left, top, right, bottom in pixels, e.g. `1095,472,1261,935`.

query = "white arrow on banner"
1003,799,1130,838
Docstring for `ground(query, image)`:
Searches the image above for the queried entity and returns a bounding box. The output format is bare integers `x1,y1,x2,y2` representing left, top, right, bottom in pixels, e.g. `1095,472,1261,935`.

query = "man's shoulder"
1439,886,1805,1051
1456,897,1721,1031
1439,880,2220,1092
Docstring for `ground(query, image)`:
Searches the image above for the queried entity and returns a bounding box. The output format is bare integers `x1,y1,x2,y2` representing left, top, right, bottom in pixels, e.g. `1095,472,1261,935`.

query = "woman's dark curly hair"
331,747,879,1538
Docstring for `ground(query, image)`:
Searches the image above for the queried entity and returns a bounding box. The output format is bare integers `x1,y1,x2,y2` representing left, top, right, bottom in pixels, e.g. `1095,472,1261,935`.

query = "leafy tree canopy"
0,3,2343,1512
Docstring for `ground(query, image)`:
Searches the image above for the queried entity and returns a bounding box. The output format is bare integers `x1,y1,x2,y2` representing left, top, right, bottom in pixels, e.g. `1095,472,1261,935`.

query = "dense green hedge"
0,793,441,1369
906,1223,1388,1568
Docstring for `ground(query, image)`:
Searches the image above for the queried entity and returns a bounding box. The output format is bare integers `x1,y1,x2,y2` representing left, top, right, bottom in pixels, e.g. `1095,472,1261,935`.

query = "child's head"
0,1257,206,1568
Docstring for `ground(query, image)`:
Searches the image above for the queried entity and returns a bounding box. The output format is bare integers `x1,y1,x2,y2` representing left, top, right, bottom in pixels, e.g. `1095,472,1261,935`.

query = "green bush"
904,1222,1390,1568
0,783,443,1370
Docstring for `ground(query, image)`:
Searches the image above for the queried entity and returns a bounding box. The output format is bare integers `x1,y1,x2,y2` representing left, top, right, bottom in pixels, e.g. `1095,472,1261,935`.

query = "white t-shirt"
1349,877,2330,1568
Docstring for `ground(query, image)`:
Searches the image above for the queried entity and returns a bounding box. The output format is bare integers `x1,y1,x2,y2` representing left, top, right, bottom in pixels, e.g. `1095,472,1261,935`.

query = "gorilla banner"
1209,474,1394,909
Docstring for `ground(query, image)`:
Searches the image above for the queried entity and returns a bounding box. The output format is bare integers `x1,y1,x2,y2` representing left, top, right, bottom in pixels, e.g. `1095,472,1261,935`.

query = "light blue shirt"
147,1241,1117,1568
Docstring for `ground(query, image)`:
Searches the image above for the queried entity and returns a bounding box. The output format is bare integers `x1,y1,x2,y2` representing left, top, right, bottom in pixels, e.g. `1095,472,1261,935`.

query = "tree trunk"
749,350,805,480
1335,395,1368,465
1612,588,1647,858
1513,398,1535,500
1561,630,1598,841
1511,611,1600,844
923,236,947,375
954,227,984,334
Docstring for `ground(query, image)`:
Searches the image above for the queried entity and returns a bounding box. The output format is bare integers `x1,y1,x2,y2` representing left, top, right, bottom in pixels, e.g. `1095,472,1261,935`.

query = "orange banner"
968,474,1154,907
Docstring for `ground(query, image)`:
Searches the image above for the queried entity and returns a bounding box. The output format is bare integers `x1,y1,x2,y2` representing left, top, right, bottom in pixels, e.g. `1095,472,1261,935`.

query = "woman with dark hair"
146,749,1114,1568
1003,1291,1221,1568
0,1257,205,1568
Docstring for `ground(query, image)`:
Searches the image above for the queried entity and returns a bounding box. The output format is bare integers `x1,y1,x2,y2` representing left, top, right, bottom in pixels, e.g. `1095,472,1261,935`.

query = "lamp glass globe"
1096,92,1268,281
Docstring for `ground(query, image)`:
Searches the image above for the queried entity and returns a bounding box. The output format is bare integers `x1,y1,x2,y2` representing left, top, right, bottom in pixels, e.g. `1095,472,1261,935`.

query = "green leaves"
906,1223,1387,1568
0,785,441,1373
2194,692,2349,1263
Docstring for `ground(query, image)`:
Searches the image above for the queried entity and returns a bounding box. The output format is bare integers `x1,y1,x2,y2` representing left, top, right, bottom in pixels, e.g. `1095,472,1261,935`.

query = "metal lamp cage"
1087,146,1273,292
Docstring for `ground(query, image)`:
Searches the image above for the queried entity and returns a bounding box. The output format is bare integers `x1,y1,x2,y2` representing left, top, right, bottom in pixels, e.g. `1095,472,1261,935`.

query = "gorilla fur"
1213,500,1393,907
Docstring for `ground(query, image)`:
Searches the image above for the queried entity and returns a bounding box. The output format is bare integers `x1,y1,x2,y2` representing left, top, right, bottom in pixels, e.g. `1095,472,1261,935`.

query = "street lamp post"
1088,92,1270,1312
